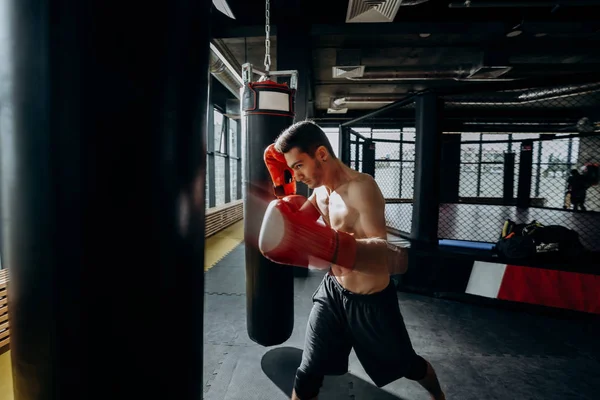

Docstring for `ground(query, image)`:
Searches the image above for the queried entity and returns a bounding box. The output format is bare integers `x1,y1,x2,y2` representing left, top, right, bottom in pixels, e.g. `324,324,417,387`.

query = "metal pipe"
448,1,600,7
334,96,401,106
209,43,243,98
349,128,369,140
342,66,516,82
435,71,600,97
341,94,419,127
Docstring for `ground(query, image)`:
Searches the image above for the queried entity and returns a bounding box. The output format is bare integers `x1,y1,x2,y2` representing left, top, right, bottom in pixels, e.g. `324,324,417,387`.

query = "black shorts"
297,271,427,388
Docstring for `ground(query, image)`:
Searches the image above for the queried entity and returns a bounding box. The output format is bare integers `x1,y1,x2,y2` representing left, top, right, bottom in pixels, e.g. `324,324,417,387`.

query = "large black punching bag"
2,1,210,399
243,78,295,346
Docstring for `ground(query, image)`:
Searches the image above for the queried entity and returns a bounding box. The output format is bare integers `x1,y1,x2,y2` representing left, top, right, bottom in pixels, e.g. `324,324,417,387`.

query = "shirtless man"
259,121,446,400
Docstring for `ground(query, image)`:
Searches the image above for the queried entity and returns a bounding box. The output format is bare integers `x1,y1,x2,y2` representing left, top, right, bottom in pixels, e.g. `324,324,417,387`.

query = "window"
215,155,226,206
214,109,226,153
229,119,240,200
206,108,242,208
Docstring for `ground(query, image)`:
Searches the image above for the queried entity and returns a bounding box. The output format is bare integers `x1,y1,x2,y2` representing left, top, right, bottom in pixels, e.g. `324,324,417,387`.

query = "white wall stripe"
466,261,507,299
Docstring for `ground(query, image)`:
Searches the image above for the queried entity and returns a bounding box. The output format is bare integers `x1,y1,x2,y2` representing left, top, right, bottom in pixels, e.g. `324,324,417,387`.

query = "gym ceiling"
210,0,600,125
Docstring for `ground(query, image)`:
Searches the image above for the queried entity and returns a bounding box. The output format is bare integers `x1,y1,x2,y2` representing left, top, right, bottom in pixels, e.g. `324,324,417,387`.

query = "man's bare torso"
311,172,390,294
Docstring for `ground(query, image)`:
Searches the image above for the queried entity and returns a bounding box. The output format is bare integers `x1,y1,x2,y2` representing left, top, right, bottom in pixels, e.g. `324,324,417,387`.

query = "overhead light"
419,33,431,38
327,108,349,114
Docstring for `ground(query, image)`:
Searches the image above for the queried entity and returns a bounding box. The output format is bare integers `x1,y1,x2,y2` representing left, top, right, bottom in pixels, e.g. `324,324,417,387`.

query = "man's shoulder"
347,174,384,204
347,173,378,190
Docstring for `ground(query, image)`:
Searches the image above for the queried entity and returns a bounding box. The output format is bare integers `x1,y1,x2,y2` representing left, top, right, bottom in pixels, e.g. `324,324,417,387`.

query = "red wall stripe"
497,265,600,314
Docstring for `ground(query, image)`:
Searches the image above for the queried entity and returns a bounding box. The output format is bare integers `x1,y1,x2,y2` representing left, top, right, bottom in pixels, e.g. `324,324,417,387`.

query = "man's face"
284,147,324,189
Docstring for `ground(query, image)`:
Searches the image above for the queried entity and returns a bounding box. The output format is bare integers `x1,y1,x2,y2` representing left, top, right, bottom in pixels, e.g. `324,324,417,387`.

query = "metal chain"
264,0,271,74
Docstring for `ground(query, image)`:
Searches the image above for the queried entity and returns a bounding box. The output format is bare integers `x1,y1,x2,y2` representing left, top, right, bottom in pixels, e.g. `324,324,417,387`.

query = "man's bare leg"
291,389,316,400
417,360,446,400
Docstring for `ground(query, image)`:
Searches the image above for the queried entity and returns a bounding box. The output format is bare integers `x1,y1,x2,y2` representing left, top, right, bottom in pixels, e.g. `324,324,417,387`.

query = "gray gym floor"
203,243,600,400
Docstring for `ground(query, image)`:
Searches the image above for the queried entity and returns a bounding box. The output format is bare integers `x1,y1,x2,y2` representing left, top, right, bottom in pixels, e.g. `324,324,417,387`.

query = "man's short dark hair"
275,120,336,158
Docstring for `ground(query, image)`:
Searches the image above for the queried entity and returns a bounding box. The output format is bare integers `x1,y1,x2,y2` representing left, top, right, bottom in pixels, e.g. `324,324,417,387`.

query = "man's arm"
345,177,389,275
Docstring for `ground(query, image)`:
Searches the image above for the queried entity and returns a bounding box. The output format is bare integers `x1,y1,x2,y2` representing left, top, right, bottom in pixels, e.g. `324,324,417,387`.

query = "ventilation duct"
332,65,366,78
338,50,514,82
332,49,365,78
346,66,469,81
468,51,512,79
332,82,600,107
346,0,431,23
335,66,516,81
401,0,430,4
333,96,405,107
346,0,401,23
327,107,350,114
209,42,243,99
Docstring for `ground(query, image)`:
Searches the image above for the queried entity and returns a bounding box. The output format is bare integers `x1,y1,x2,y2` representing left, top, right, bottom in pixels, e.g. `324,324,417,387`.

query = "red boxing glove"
281,195,321,222
264,144,296,198
258,196,356,269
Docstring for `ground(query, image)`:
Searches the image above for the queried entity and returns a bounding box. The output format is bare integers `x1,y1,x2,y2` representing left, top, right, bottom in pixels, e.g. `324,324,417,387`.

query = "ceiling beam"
314,108,591,120
309,21,600,36
448,1,600,8
313,40,600,52
212,19,600,39
442,123,577,134
310,22,505,36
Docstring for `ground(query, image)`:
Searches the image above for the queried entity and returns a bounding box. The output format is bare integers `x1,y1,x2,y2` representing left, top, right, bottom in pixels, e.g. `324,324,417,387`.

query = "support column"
503,152,516,205
208,81,217,207
339,125,351,167
2,1,211,399
276,21,312,197
275,18,311,278
439,134,461,203
411,93,443,246
362,139,375,177
517,140,534,208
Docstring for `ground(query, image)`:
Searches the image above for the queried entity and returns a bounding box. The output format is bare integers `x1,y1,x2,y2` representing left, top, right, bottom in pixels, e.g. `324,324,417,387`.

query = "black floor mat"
204,242,600,399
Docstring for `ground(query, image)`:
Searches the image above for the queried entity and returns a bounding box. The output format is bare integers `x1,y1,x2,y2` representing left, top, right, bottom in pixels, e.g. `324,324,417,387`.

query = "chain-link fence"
328,80,600,250
346,127,416,235
373,133,415,235
349,128,364,173
438,81,600,251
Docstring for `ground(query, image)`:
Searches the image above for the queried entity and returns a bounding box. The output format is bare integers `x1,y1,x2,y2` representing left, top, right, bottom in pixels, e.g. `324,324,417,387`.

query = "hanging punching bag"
243,77,296,346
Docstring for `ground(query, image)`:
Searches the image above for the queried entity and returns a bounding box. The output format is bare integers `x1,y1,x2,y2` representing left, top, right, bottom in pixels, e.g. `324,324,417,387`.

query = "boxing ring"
385,202,600,252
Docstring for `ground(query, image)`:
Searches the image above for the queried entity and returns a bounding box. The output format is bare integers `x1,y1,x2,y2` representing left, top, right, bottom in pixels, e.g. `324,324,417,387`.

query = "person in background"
567,169,589,211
